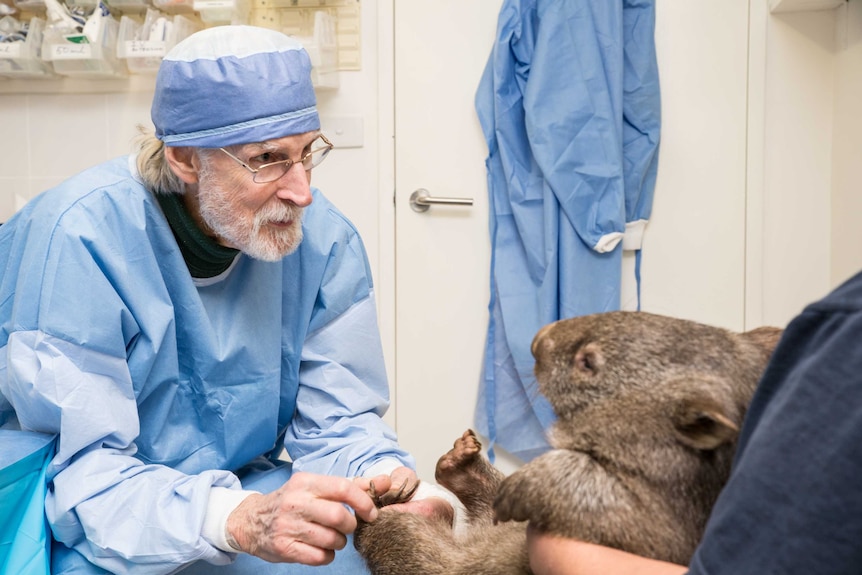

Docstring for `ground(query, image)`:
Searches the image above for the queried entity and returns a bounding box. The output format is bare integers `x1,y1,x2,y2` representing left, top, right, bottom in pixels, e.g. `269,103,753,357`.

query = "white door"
389,0,750,482
392,0,505,481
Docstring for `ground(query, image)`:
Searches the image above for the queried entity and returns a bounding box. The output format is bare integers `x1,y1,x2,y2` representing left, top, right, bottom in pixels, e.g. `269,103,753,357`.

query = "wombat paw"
435,429,504,506
436,429,483,477
492,471,539,525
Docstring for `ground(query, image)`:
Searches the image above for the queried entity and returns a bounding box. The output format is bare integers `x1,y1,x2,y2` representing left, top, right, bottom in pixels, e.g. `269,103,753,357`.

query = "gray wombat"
354,311,783,574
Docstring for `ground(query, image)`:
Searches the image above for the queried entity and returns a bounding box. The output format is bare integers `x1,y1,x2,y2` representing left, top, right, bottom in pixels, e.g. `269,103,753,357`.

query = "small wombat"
355,311,783,575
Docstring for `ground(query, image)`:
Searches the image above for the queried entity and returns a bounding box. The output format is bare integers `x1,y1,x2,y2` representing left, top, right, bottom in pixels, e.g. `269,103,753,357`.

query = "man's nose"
274,163,313,207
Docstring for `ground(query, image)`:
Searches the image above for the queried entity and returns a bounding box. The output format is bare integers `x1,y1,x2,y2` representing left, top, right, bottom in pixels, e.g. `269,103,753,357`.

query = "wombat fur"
354,311,783,574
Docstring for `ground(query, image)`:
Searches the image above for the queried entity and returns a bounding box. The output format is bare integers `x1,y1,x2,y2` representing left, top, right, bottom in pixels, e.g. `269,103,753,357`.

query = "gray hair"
134,126,185,195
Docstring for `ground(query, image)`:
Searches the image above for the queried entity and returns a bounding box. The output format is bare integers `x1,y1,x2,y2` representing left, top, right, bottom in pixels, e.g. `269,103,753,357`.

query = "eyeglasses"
219,134,334,184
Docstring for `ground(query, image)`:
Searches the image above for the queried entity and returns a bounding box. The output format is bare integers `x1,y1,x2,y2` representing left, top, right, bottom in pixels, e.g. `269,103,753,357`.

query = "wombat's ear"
671,393,740,451
575,342,604,374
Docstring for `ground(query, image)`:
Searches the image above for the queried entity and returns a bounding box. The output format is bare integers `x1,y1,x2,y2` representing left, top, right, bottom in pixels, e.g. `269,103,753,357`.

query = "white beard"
196,158,305,262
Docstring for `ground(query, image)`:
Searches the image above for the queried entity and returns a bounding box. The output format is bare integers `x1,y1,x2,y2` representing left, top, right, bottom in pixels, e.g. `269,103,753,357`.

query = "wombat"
354,311,783,575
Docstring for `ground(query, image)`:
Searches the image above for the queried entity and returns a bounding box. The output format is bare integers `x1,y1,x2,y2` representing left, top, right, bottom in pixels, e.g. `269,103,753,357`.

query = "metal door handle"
409,189,474,213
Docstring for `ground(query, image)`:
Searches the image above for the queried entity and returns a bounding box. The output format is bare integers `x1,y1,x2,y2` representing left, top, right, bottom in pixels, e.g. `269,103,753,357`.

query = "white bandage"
202,487,260,553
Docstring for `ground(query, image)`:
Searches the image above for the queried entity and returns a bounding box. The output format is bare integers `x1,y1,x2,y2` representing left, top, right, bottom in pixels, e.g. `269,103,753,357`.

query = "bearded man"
0,25,456,575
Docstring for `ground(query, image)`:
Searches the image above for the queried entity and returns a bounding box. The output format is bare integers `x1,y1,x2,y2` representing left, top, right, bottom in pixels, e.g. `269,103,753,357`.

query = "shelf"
0,0,360,94
0,73,156,93
769,0,846,13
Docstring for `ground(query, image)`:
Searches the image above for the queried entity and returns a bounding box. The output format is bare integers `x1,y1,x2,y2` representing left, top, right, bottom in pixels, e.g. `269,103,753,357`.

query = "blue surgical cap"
152,25,321,148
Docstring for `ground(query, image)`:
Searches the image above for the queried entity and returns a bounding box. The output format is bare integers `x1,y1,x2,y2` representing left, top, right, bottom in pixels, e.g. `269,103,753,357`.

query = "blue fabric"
688,269,862,575
0,156,411,574
474,0,660,461
0,430,55,575
153,26,320,148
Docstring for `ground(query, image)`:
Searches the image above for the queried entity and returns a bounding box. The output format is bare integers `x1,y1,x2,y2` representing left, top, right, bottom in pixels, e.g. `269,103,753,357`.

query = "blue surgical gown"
475,0,661,461
0,155,413,574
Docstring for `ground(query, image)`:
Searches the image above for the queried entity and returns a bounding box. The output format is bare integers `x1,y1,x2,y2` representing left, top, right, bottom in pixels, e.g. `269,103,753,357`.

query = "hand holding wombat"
355,311,783,575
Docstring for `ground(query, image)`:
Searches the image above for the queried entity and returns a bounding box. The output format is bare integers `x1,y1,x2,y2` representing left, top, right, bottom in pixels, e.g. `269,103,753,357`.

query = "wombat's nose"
532,322,556,358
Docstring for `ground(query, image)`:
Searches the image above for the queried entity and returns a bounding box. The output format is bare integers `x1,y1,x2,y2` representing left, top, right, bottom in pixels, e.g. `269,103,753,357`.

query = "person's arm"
225,472,390,565
285,287,417,473
527,529,687,575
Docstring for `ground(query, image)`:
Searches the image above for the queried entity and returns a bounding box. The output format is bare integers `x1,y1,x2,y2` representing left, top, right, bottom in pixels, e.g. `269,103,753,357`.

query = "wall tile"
0,95,29,178
0,178,28,222
28,93,109,180
106,89,156,157
28,176,67,201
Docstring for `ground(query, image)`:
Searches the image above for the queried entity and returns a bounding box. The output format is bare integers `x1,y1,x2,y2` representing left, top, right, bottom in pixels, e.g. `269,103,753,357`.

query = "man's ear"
668,381,741,451
164,146,200,184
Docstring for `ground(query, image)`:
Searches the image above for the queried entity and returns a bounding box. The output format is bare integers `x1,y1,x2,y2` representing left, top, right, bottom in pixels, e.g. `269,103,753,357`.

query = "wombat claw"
369,478,420,508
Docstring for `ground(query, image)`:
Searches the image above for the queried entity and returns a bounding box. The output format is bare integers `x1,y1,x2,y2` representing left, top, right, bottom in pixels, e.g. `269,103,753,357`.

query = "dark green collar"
156,192,240,279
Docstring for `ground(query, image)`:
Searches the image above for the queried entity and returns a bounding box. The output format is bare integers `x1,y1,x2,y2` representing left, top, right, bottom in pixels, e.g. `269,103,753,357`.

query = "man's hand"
225,472,392,565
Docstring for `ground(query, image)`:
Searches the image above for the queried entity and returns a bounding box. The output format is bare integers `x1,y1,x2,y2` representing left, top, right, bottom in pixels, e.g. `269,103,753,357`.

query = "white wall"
622,1,750,332
0,89,153,220
761,4,836,327
626,0,862,334
831,0,862,288
750,0,862,328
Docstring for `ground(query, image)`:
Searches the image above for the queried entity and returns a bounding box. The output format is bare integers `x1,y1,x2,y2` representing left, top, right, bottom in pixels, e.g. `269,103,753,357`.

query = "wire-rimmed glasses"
219,134,334,184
